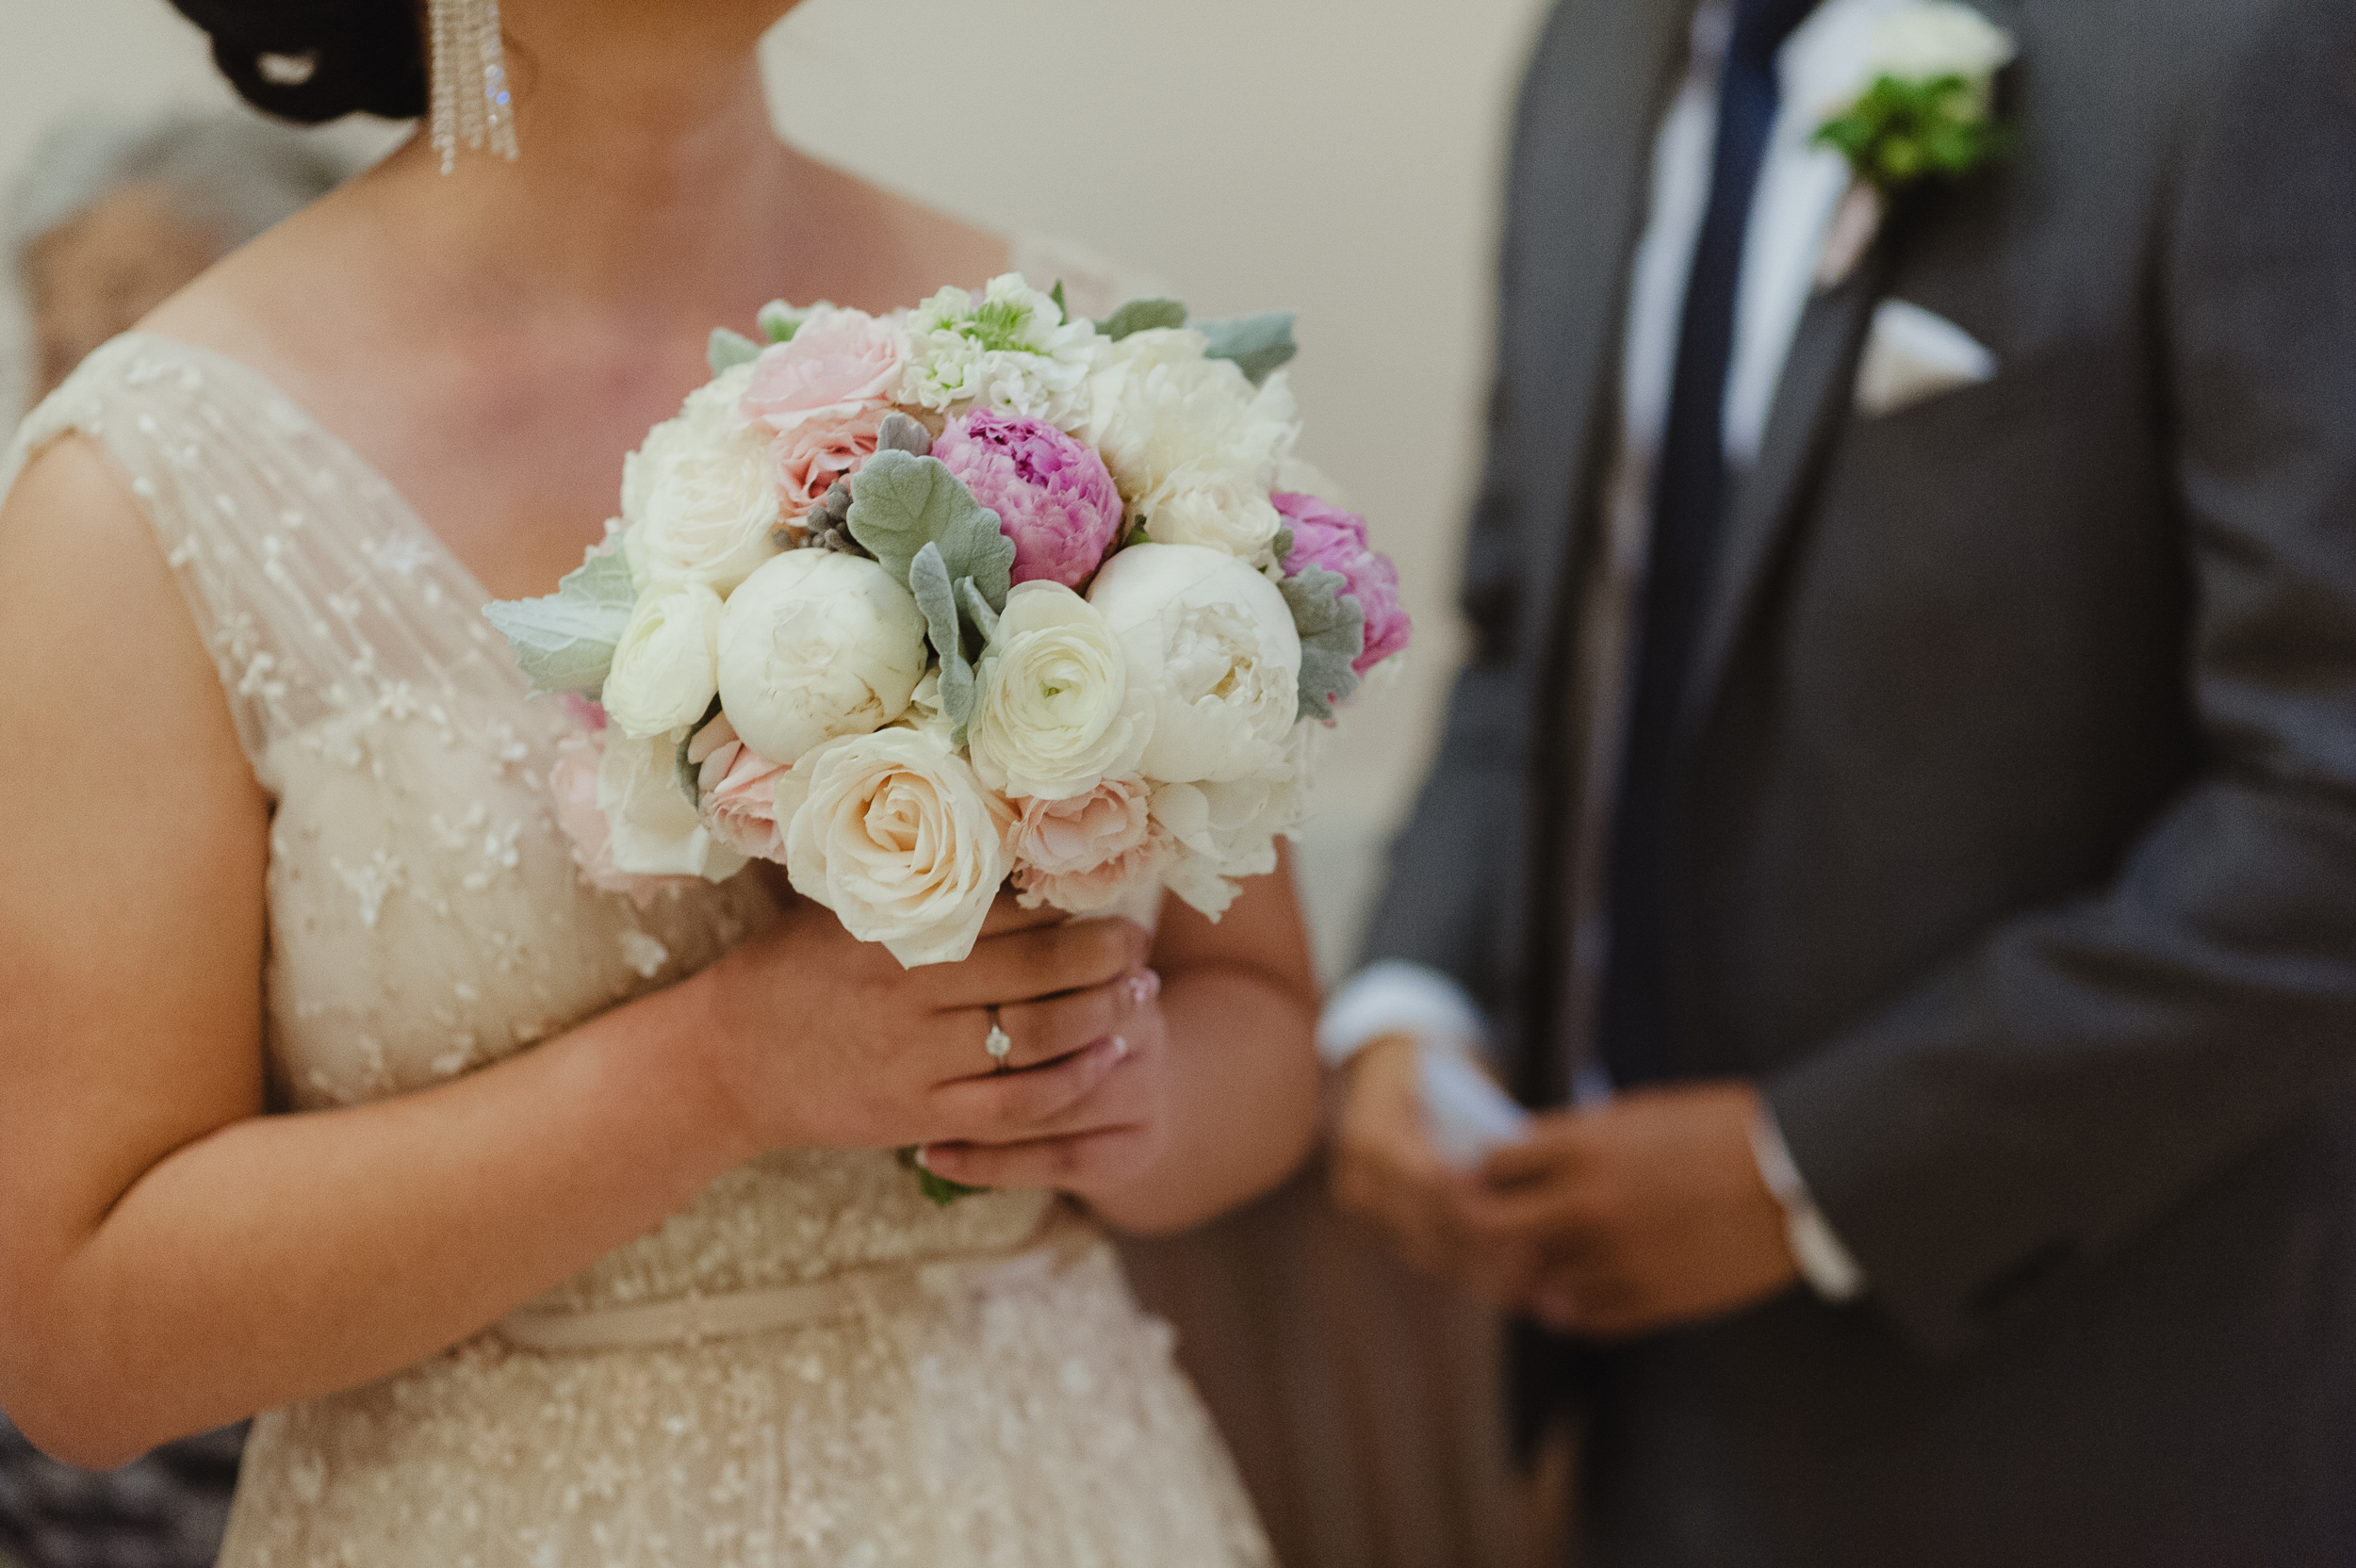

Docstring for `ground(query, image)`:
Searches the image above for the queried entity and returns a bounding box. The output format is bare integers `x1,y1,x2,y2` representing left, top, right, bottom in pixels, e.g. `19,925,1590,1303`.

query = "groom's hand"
1461,1082,1800,1339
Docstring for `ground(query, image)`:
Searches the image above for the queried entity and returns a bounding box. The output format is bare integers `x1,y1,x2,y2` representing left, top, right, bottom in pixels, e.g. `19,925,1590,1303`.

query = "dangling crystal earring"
427,0,519,172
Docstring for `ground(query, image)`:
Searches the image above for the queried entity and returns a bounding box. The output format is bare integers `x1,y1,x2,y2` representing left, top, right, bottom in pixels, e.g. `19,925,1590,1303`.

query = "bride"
0,1,1321,1563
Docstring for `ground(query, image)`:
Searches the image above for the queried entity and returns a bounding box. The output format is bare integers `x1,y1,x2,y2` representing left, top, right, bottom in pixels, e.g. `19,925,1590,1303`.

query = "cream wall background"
0,0,1553,977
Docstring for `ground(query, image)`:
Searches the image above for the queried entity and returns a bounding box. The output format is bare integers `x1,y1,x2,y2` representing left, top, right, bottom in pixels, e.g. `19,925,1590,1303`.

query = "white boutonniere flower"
1811,0,2019,289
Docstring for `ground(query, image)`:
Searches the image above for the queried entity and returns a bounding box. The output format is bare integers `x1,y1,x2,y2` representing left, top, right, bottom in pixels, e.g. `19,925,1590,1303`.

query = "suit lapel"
1509,0,1700,666
1676,247,1885,743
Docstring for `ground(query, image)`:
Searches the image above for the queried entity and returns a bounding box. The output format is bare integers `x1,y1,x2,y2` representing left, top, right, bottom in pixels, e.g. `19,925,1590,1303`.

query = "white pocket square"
1855,300,1997,417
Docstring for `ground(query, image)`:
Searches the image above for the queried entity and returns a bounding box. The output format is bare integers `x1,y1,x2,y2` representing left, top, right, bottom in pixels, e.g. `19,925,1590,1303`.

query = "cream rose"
596,725,749,882
715,549,928,766
1086,543,1301,784
621,364,782,593
1870,2,2017,85
775,726,1017,967
601,581,723,739
968,582,1153,801
1143,470,1286,564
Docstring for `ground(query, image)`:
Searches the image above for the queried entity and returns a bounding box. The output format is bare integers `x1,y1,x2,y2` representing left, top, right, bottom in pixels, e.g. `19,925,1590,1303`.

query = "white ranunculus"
621,363,782,593
1086,543,1301,784
1870,2,2016,88
602,581,724,739
898,274,1104,429
968,582,1153,801
715,549,928,766
1149,727,1311,919
775,726,1017,967
597,725,748,882
1143,470,1286,566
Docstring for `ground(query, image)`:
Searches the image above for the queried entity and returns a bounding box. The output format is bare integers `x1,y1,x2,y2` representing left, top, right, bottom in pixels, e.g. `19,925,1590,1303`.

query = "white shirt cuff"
1317,960,1491,1070
1747,1101,1870,1303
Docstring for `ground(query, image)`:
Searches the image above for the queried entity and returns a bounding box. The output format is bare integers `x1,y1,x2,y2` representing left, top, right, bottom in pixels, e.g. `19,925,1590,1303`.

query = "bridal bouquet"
487,274,1409,967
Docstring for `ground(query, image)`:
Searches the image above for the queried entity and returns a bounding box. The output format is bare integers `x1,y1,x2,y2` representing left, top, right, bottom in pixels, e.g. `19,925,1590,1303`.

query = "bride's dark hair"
164,0,427,124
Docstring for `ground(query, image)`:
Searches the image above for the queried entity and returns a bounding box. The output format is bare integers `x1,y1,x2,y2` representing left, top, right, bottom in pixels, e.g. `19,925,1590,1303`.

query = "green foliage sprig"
1814,73,2009,192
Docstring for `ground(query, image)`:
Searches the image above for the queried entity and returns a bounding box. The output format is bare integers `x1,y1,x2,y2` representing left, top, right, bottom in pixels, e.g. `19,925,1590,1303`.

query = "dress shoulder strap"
2,335,514,786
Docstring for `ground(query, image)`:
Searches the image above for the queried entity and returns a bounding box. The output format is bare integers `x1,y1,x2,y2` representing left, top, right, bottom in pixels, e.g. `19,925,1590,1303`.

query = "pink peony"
549,732,699,906
692,714,793,863
932,410,1124,589
739,308,905,433
770,406,885,518
1008,776,1165,914
1276,492,1412,674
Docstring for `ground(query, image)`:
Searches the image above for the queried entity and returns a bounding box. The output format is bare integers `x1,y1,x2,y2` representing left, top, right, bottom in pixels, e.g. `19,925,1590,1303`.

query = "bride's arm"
918,850,1324,1235
0,441,1149,1469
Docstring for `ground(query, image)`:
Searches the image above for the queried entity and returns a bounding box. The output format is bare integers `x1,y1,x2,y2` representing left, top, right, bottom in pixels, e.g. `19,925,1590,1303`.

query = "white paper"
1855,298,1997,417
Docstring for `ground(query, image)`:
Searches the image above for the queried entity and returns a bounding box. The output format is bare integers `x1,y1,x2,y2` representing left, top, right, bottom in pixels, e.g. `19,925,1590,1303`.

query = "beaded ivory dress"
1,244,1273,1568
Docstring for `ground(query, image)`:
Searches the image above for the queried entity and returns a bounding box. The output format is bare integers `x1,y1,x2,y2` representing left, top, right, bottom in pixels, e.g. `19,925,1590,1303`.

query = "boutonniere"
1810,1,2018,290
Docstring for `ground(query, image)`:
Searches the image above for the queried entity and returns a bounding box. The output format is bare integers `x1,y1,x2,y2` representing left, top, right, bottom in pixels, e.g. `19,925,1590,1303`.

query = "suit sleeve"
1765,0,2356,1356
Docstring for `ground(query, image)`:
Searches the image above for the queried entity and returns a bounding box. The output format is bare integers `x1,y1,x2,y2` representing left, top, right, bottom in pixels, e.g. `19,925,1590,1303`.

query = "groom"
1325,0,2356,1560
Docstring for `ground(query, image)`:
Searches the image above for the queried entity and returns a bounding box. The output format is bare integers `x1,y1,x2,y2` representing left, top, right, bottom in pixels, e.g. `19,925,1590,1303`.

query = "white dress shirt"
1321,0,1906,1304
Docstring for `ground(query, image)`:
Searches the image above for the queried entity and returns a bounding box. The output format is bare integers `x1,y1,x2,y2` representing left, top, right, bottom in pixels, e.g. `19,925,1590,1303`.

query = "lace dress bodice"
1,240,1268,1568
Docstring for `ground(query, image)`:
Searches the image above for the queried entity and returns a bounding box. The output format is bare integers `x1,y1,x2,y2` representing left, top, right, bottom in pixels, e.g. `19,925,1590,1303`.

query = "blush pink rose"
693,715,793,862
739,308,906,433
550,732,699,906
769,406,885,519
1008,776,1165,914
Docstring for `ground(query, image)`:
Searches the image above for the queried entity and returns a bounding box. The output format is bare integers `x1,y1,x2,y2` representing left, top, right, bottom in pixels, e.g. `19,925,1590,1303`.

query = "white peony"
716,549,929,766
775,725,1017,967
602,581,724,739
968,582,1154,801
1149,727,1311,920
1079,335,1301,567
621,363,782,593
898,273,1104,429
597,725,748,882
1086,543,1301,784
1870,2,2017,86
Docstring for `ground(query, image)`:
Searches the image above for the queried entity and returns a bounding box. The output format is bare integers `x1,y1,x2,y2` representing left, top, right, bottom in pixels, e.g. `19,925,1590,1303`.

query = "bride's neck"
367,19,811,318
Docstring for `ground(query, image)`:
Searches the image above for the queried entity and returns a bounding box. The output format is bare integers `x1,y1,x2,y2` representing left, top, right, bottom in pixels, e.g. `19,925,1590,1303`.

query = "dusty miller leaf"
959,579,1001,647
1196,311,1299,385
673,696,726,809
844,450,1014,614
1279,566,1366,722
1271,524,1296,570
756,300,802,343
909,544,977,739
708,328,761,376
483,547,637,697
1104,298,1189,341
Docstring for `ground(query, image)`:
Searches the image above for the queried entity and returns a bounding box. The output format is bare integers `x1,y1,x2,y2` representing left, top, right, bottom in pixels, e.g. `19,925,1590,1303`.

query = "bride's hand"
908,966,1173,1200
695,890,1161,1156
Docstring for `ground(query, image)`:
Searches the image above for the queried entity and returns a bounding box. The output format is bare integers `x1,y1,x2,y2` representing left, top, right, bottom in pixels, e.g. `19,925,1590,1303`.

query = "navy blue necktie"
1602,0,1820,1086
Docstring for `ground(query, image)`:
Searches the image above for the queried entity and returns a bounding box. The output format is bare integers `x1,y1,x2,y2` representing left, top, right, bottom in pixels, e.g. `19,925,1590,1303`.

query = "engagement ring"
984,1006,1014,1071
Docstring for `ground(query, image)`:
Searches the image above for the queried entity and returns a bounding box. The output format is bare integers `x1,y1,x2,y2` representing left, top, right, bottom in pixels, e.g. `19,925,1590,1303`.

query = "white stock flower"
1080,335,1301,567
596,726,748,882
1870,2,2017,85
602,581,724,739
898,274,1104,428
621,363,782,593
968,582,1153,801
1086,543,1301,784
715,550,928,766
775,726,1017,967
1149,728,1311,920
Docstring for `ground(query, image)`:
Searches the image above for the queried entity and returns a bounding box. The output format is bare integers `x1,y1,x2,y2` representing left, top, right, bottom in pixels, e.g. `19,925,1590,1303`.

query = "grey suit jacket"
1364,0,2356,1560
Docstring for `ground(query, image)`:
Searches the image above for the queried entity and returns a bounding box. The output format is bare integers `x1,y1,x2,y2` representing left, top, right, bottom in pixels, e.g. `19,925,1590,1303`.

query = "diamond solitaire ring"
984,1006,1014,1071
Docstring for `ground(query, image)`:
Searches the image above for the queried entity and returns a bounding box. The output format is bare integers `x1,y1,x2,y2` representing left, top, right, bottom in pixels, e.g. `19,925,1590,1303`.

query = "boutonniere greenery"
1810,0,2018,289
